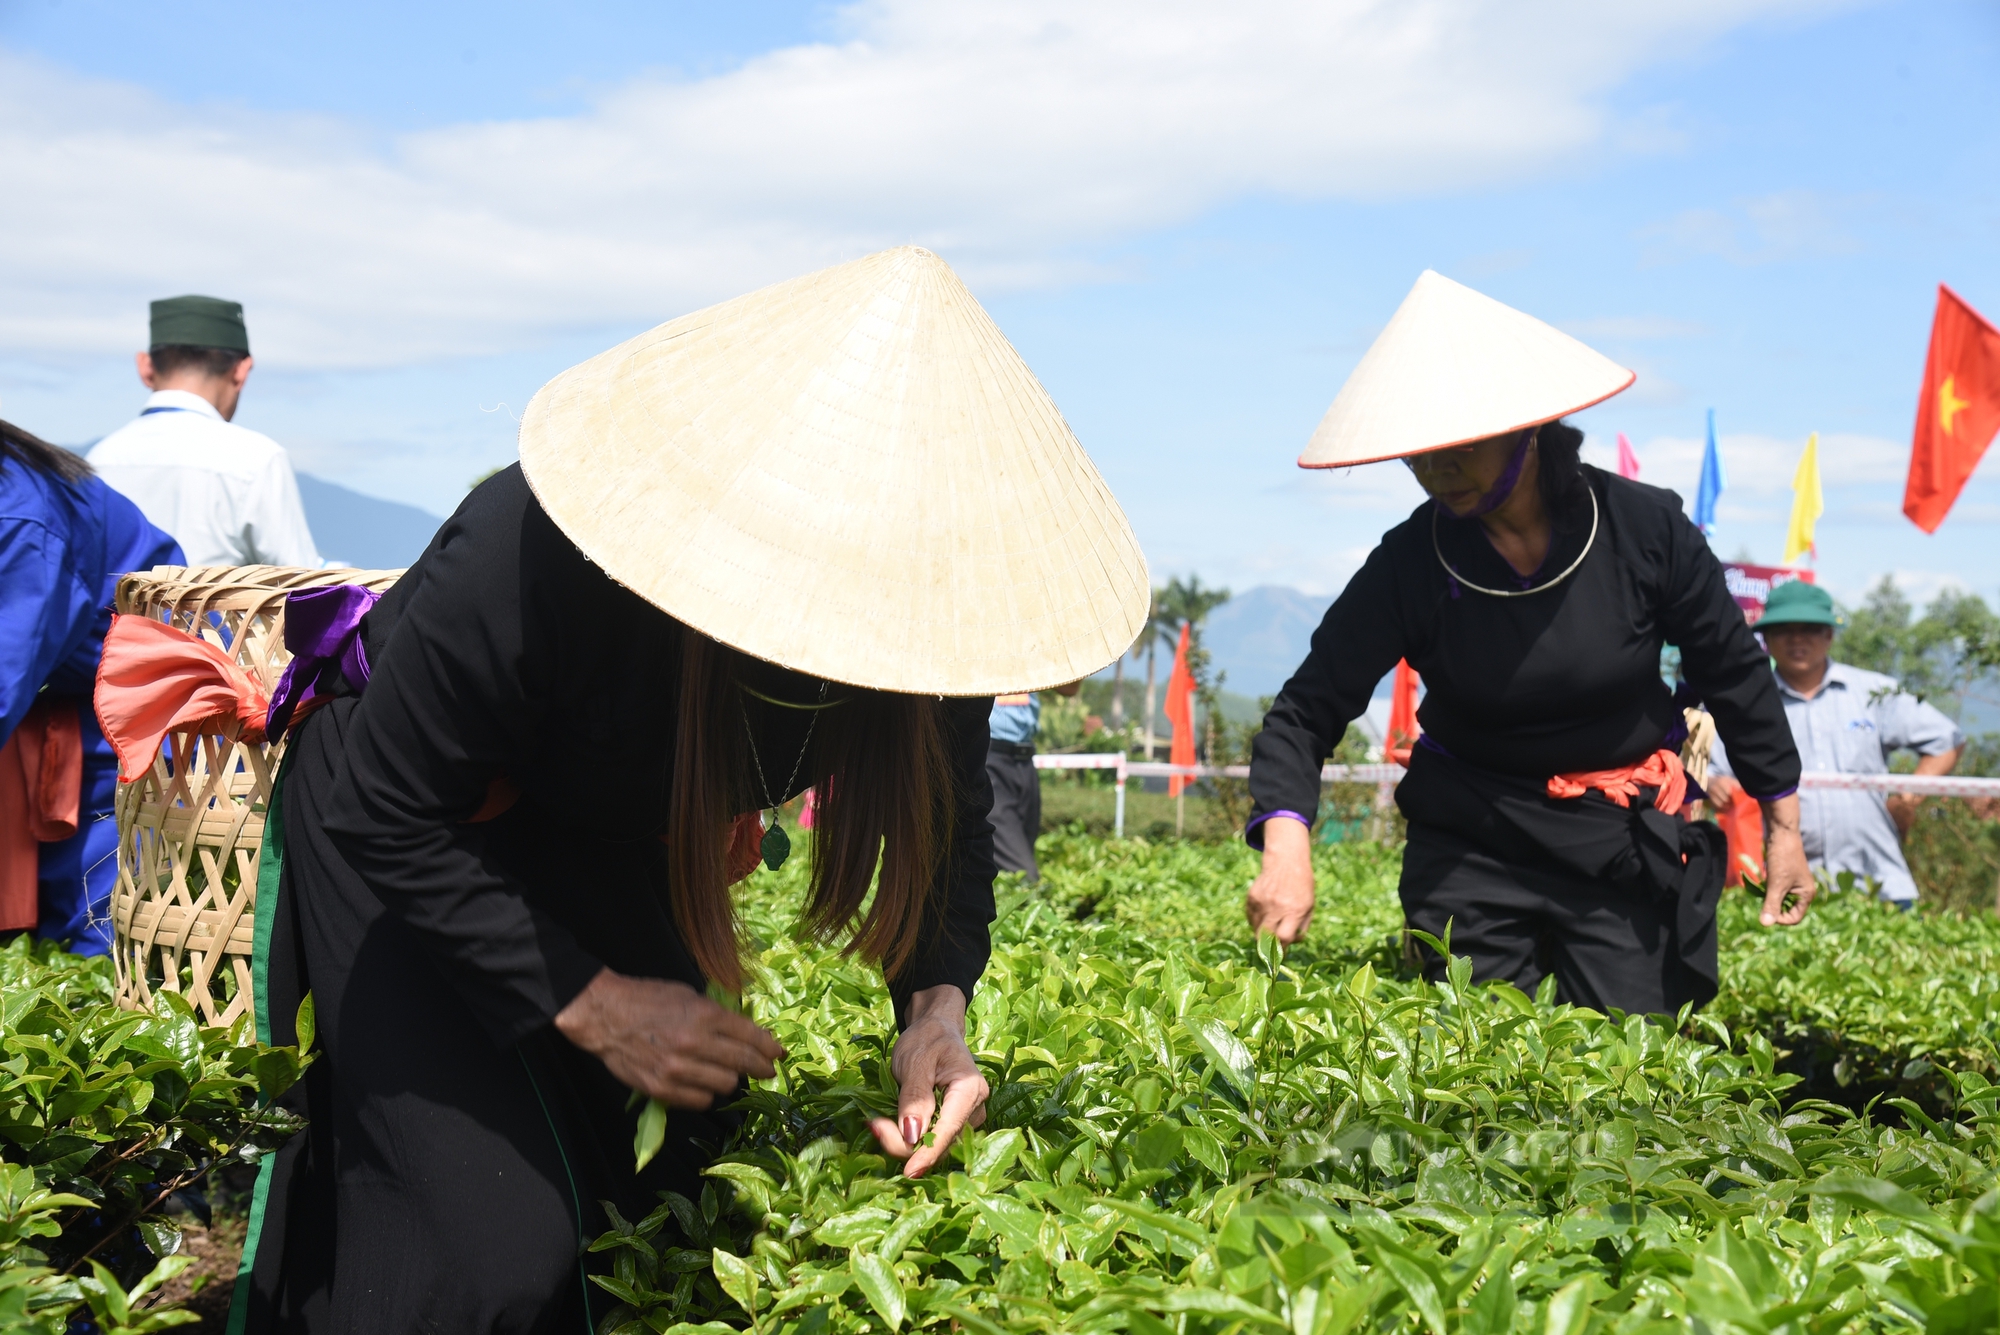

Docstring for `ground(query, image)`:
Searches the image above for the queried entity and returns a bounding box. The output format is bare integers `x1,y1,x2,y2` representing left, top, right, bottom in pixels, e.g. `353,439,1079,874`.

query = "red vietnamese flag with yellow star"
1904,284,2000,533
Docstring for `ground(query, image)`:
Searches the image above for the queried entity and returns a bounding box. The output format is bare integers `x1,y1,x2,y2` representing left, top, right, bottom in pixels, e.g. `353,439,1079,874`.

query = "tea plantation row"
0,940,306,1333
4,835,2000,1331
596,837,2000,1335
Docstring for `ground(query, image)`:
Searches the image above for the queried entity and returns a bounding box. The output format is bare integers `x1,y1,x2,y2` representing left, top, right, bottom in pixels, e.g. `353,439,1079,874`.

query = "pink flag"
1616,432,1641,480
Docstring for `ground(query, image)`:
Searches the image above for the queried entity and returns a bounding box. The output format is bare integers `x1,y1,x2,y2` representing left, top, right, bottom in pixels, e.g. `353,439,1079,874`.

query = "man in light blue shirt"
1708,581,1963,904
987,682,1079,881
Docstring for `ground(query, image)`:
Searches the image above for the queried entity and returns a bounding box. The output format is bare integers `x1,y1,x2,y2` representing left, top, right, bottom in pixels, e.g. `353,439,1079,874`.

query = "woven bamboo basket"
110,564,403,1033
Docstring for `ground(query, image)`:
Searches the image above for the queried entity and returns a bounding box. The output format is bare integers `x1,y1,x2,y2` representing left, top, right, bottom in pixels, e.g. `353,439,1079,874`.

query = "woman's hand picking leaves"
556,968,783,1108
869,984,987,1177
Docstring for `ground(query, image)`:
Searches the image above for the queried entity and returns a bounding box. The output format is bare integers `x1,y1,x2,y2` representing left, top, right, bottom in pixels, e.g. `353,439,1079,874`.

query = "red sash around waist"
1546,748,1688,816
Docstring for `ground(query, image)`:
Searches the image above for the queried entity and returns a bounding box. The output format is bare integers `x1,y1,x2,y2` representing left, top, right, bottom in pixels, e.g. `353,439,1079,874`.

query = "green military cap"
1753,579,1841,629
149,295,250,353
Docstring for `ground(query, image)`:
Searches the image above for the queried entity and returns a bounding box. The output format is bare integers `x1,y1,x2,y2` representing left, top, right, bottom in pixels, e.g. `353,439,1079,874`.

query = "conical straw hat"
518,246,1149,696
1300,270,1635,468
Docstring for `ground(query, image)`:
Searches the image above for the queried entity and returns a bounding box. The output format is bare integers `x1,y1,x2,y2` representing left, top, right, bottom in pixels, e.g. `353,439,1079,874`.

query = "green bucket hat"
149,295,249,353
1753,579,1840,629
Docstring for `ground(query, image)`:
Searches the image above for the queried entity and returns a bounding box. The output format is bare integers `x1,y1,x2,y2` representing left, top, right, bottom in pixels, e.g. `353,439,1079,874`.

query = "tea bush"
1709,889,2000,1110
590,841,2000,1334
1037,834,2000,1109
0,938,309,1333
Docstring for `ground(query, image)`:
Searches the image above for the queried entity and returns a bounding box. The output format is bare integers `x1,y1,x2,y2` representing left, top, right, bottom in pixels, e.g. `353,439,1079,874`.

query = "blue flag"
1694,408,1726,536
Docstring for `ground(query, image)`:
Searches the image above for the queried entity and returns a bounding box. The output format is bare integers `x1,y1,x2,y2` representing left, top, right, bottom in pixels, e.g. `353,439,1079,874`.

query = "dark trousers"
984,751,1042,881
1399,822,1711,1016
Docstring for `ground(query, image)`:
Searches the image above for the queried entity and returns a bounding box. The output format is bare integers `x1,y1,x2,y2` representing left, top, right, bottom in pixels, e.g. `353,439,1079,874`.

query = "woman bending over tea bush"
229,250,1149,1332
1246,273,1812,1017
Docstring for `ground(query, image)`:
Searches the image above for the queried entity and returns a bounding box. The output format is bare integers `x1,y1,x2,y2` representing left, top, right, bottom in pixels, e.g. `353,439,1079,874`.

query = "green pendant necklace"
740,682,826,871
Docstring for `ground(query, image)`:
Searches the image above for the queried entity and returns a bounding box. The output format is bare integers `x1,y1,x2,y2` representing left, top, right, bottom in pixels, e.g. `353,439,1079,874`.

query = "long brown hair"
0,420,92,486
667,629,953,990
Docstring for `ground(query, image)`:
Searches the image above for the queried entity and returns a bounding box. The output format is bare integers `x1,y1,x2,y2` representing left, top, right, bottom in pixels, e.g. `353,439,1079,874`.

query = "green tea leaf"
966,1126,1026,1181
1127,1119,1184,1172
711,1248,758,1317
877,1201,943,1260
1462,1252,1517,1335
813,1207,895,1249
850,1252,905,1330
1185,1016,1256,1098
633,1098,668,1173
1542,1279,1592,1335
294,991,316,1054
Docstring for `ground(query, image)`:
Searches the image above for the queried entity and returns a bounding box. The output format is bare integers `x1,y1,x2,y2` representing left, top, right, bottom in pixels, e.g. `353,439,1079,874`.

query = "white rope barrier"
1031,752,2000,838
1793,772,2000,798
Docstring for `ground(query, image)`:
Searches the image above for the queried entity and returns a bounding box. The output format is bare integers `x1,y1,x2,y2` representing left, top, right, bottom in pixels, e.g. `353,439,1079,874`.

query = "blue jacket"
1,454,183,951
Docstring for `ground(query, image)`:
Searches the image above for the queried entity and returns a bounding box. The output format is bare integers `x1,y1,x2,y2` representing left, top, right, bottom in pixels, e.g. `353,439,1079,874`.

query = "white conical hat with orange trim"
517,246,1149,696
1300,270,1635,468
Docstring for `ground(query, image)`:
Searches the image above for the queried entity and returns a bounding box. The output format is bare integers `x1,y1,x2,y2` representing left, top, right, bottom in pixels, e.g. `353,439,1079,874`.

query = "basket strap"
228,746,294,1335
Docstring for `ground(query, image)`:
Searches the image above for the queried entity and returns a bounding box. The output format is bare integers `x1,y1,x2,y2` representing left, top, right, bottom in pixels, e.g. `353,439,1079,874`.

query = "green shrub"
1903,797,2000,917
1709,886,2000,1109
0,938,309,1333
591,843,2000,1334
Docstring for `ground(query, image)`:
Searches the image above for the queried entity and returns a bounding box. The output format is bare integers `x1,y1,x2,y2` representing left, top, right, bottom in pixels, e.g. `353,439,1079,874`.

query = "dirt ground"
152,1214,245,1331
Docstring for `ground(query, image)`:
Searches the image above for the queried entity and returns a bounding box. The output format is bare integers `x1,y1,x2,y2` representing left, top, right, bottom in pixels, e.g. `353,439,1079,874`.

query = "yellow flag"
1782,432,1822,564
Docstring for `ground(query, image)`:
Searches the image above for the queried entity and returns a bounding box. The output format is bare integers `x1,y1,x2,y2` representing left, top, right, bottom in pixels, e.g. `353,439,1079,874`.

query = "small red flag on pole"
1164,623,1195,797
1904,284,2000,533
1385,659,1420,766
1615,432,1641,480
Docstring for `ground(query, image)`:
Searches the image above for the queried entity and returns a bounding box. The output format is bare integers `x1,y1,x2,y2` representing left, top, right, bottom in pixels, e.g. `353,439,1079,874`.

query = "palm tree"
1160,573,1232,630
1137,588,1167,758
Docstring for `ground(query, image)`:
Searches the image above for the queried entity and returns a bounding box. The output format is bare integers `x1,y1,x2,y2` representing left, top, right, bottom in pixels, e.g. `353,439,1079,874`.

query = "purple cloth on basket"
266,584,382,737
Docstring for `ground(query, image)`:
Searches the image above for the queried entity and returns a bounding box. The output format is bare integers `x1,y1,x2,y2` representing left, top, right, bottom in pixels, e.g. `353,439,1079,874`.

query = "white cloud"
1842,569,1972,608
0,0,1850,369
1594,429,1908,495
1637,189,1873,267
1202,534,1383,600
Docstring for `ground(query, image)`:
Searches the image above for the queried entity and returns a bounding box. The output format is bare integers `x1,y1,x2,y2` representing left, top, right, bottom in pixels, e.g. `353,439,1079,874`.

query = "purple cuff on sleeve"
1746,786,1798,803
1244,809,1311,851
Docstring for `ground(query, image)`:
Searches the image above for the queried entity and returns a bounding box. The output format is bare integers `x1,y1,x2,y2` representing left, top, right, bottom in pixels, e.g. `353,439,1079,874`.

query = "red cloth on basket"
1545,748,1689,816
0,699,84,930
94,614,269,782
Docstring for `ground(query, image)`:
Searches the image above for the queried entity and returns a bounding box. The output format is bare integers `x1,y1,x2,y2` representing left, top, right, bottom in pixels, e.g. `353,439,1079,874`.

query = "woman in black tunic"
1244,271,1813,1013
233,248,1151,1333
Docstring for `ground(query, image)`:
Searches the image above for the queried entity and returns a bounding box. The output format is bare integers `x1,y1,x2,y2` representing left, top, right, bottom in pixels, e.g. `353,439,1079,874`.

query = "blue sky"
1,0,1995,609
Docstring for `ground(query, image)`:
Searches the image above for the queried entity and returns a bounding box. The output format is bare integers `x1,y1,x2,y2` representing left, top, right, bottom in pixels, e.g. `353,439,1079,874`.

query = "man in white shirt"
90,295,321,568
1707,580,1963,905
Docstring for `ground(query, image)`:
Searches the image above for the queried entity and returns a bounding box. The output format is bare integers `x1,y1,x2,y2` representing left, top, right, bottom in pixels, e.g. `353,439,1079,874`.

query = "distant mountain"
296,474,444,570
1201,585,1332,700
1089,583,1396,708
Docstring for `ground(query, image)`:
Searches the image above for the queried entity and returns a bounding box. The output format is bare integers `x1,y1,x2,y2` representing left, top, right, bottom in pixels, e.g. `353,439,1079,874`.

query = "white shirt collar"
1774,660,1853,701
143,389,225,422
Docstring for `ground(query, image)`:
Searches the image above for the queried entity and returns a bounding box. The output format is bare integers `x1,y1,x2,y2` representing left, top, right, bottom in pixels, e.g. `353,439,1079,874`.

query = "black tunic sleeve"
888,695,998,1028
1655,508,1802,800
1246,544,1409,846
319,483,605,1049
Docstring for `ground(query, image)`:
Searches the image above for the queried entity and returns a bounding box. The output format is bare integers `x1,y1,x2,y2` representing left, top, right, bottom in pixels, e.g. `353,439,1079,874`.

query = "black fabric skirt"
1393,745,1727,1016
235,699,737,1335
